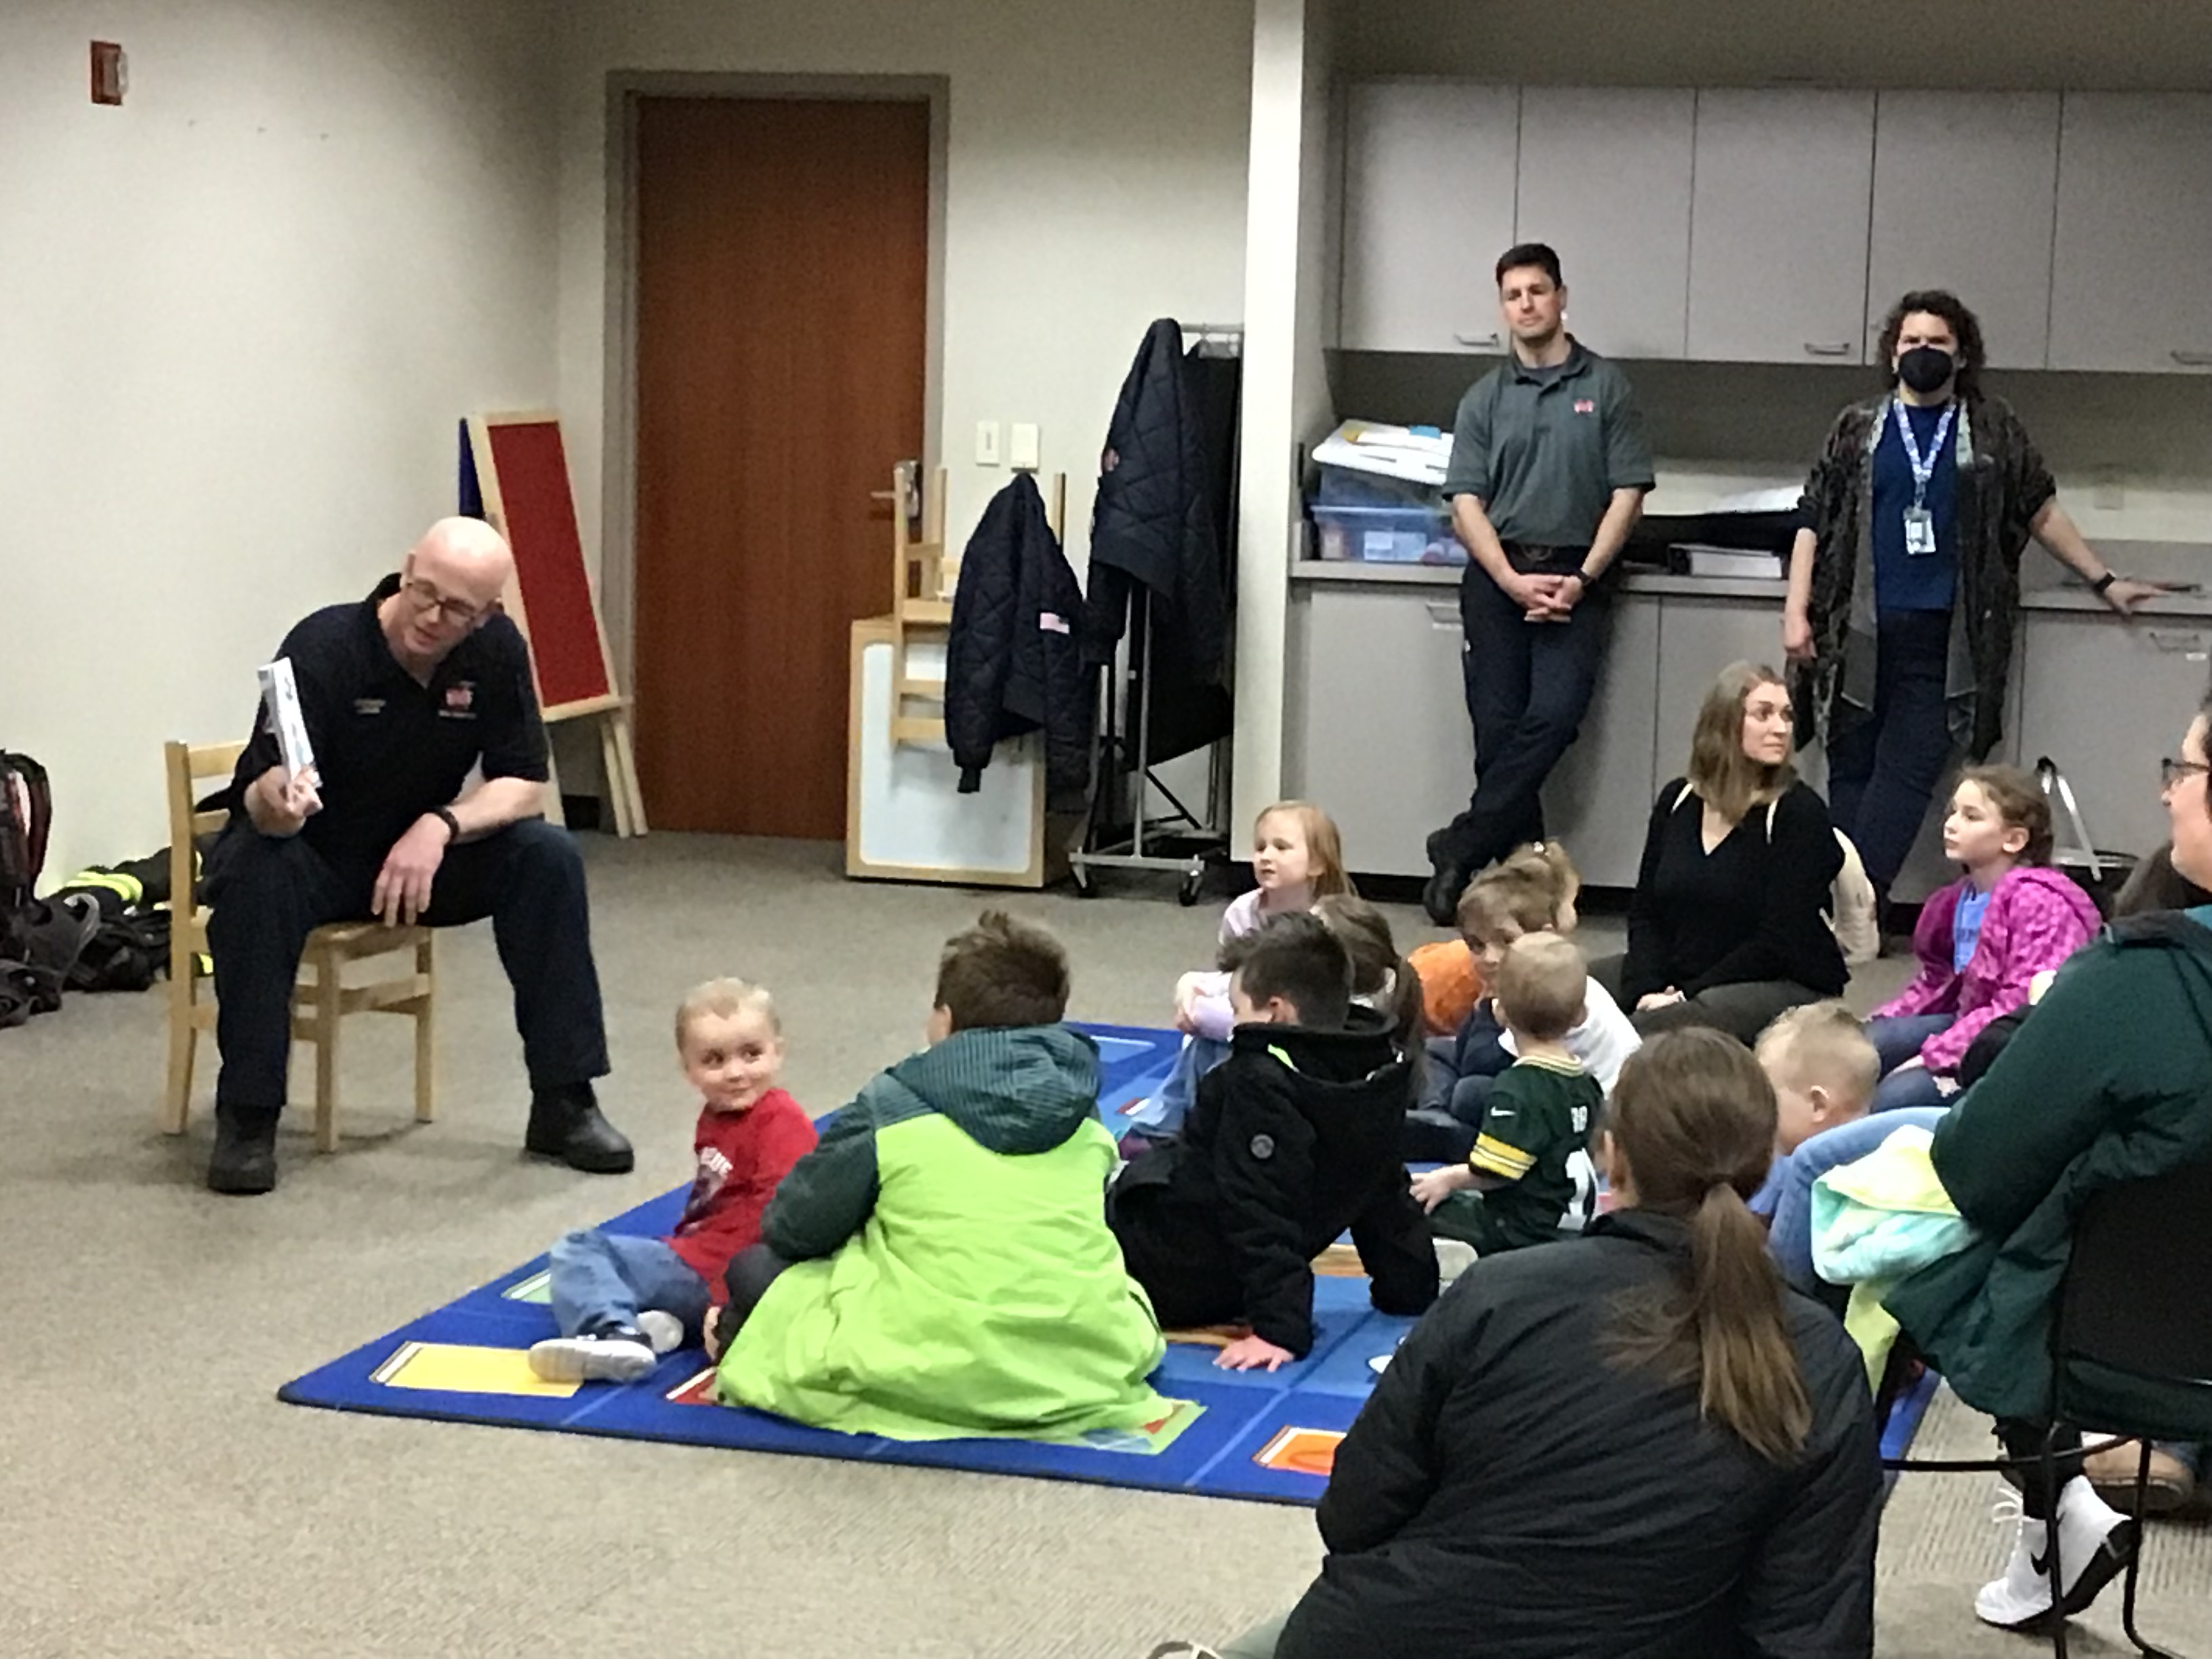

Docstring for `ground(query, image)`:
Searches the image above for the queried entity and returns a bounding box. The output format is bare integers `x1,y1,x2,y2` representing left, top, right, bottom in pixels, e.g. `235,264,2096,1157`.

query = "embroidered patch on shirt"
1249,1134,1275,1161
352,697,386,716
1573,398,1597,414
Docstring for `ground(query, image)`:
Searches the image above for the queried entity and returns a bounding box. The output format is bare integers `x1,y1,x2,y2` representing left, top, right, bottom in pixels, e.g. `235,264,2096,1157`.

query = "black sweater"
1277,1212,1880,1659
1621,779,1848,1005
1107,1015,1439,1355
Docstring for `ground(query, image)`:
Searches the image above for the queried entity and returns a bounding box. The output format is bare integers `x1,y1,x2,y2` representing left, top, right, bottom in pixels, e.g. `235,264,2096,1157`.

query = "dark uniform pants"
205,818,609,1118
1438,558,1611,875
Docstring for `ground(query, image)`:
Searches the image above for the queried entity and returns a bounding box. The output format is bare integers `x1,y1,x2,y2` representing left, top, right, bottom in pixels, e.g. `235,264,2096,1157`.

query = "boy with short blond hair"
528,978,816,1382
1755,1001,1879,1166
1412,932,1606,1254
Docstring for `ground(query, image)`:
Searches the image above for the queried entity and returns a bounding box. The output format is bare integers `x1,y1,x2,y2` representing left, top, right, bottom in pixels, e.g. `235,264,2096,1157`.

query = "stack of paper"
1311,420,1453,487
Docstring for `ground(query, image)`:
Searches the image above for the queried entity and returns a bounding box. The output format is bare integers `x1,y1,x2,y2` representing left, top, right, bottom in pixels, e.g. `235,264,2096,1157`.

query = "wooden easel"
467,412,647,836
883,461,1065,745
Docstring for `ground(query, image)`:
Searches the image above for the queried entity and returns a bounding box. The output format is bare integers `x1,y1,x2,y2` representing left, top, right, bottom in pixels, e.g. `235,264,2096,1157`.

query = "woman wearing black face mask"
1780,289,2163,921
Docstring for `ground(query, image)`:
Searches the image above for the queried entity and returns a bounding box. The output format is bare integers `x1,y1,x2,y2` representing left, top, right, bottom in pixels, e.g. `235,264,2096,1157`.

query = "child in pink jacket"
1865,766,2102,1111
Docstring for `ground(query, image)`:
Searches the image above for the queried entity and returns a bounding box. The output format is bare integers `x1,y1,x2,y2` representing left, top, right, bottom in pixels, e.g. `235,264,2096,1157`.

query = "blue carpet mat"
276,1021,1935,1502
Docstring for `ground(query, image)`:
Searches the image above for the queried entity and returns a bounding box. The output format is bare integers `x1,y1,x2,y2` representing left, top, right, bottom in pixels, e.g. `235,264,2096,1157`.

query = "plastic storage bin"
1311,501,1464,565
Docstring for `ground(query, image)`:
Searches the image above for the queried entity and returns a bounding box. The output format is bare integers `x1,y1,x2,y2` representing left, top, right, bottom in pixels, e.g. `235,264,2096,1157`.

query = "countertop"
1290,538,2212,617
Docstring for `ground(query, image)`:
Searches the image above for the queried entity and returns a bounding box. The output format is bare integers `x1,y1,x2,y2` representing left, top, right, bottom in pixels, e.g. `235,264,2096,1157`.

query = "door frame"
600,73,949,698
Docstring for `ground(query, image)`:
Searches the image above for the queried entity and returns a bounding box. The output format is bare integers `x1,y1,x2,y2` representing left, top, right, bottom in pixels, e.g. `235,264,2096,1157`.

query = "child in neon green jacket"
708,910,1170,1441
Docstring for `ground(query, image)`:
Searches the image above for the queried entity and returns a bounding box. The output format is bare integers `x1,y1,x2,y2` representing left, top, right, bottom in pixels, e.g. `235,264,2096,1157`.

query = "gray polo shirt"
1441,341,1654,551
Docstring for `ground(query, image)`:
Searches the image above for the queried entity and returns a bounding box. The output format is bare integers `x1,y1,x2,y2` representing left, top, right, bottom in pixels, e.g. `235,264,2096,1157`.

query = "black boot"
525,1082,634,1174
1422,830,1469,928
207,1110,279,1196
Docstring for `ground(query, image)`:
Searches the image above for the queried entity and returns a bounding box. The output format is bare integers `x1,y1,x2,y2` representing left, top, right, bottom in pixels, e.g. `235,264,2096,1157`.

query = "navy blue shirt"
1871,398,1960,613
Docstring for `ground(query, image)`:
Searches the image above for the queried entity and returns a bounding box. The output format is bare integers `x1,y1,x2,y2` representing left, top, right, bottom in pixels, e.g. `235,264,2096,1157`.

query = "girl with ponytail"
1215,1027,1881,1659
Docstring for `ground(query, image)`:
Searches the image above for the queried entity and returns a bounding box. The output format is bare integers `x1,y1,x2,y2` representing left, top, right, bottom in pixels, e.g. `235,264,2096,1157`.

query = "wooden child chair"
161,739,436,1152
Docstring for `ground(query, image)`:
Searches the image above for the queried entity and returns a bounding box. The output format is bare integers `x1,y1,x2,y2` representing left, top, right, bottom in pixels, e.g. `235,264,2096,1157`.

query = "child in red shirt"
529,979,816,1382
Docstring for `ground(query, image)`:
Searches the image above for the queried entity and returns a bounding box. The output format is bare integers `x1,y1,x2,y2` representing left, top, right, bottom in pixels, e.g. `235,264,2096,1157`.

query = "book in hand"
256,657,316,784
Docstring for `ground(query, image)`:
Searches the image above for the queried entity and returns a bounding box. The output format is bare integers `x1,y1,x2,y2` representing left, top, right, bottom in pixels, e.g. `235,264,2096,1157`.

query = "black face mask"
1896,345,1955,395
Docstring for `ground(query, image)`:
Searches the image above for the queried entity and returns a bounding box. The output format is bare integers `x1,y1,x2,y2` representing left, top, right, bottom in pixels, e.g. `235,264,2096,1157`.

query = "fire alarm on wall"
90,41,126,106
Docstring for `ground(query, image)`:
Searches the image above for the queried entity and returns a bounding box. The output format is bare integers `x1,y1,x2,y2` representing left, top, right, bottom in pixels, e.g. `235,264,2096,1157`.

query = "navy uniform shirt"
228,574,549,866
1441,340,1654,554
1870,397,1961,612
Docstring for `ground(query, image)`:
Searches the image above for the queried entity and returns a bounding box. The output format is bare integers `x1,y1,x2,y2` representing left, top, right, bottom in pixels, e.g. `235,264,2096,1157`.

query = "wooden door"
1866,92,2060,371
634,96,928,837
1338,81,1519,354
1687,89,1875,365
1515,87,1696,361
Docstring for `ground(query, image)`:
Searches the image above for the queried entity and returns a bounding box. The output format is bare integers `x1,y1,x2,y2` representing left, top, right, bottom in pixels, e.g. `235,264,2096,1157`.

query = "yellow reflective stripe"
62,869,142,905
1266,1044,1300,1073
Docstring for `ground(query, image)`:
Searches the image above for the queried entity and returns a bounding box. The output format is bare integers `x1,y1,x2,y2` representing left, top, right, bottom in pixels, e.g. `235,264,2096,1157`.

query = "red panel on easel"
484,422,613,711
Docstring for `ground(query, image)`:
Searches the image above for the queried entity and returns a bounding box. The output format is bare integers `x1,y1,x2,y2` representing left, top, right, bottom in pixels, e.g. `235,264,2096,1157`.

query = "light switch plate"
1008,422,1040,471
975,421,1001,466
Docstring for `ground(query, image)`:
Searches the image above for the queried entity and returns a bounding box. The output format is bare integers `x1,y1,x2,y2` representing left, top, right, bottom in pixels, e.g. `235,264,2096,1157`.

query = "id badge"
1903,506,1937,556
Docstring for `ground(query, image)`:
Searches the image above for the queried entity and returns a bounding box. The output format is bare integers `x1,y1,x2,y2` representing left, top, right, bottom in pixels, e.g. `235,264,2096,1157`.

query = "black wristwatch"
1565,568,1596,590
432,806,462,844
2090,571,2118,596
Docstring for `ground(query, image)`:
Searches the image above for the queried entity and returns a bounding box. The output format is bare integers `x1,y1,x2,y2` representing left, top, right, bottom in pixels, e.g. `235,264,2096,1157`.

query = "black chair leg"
2046,1428,2070,1659
2120,1441,2179,1659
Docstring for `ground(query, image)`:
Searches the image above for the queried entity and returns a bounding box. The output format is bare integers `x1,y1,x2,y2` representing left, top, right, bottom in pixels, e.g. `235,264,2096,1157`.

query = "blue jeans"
1866,1012,1954,1112
1826,607,1956,891
1128,1036,1229,1136
1433,558,1612,876
1767,1107,1950,1292
548,1228,711,1340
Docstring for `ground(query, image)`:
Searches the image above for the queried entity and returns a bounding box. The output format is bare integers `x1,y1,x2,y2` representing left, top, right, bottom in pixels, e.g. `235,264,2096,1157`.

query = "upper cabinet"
1866,91,2060,370
1514,87,1696,361
1336,81,2211,374
2049,94,2212,374
1338,81,1519,353
1687,90,1876,365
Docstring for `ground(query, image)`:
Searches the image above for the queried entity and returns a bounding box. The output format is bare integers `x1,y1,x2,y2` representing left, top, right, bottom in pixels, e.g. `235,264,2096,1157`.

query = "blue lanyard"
1892,397,1957,510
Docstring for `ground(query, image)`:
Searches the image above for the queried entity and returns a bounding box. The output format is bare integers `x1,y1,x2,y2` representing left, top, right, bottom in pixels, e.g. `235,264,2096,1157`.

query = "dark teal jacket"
1888,907,2212,1420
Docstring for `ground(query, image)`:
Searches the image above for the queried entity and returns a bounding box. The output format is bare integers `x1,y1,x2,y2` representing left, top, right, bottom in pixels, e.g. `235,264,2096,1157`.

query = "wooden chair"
161,740,436,1152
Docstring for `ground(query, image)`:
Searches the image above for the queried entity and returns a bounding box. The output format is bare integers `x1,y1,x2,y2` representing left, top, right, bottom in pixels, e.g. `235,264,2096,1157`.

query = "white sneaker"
1433,1238,1478,1285
527,1332,657,1383
1974,1476,2137,1630
635,1309,685,1354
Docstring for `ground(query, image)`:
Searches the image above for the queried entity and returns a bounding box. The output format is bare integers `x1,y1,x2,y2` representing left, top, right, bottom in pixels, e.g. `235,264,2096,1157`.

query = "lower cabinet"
2015,612,2211,861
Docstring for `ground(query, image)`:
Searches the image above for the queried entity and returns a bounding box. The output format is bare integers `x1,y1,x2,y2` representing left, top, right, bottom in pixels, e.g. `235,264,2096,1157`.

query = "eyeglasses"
2160,757,2211,790
403,577,495,627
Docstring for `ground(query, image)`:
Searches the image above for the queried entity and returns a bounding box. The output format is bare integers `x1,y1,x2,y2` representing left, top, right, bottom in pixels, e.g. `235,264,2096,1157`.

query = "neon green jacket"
716,1024,1170,1440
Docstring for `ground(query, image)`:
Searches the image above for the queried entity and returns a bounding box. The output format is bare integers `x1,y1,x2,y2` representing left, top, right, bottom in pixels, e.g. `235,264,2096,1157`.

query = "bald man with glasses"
203,517,630,1194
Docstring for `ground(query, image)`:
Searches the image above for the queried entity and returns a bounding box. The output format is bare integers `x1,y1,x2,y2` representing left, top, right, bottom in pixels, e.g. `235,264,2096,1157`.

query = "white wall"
550,0,1255,677
0,0,560,880
1231,0,1337,828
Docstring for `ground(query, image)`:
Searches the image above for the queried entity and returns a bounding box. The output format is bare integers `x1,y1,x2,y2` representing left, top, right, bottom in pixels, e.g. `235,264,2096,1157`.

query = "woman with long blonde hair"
1588,662,1849,1043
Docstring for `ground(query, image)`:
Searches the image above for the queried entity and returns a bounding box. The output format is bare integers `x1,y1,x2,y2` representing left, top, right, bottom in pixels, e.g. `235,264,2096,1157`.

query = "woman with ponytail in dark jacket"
1212,1030,1880,1659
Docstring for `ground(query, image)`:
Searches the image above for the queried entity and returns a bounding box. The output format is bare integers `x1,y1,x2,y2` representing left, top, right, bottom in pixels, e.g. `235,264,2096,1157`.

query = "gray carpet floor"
3,833,2205,1658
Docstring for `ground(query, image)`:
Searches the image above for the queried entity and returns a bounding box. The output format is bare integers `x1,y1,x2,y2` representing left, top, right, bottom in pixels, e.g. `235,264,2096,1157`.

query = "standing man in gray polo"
1423,243,1655,925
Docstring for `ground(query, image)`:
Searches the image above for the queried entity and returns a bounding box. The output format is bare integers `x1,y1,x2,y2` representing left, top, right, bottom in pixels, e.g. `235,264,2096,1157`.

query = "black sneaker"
525,1083,635,1174
207,1111,279,1195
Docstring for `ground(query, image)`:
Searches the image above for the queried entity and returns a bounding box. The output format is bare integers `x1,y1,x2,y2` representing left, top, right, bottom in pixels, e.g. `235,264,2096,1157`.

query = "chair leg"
2121,1441,2177,1659
413,939,436,1125
312,955,342,1154
162,987,197,1136
2045,1428,2069,1659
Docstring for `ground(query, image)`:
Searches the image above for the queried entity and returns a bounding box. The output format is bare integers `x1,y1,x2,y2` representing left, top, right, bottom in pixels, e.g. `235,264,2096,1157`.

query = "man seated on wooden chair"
203,516,631,1195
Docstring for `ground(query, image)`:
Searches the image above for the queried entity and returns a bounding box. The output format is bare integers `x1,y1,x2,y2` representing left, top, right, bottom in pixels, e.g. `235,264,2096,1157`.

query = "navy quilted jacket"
944,474,1090,798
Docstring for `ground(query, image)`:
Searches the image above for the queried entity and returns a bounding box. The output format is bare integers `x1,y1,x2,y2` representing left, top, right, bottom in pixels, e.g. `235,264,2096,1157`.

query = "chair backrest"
2055,1153,2212,1431
164,739,245,974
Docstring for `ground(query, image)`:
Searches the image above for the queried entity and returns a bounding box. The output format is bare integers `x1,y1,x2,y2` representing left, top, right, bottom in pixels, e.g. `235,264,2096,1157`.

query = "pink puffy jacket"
1874,865,2104,1073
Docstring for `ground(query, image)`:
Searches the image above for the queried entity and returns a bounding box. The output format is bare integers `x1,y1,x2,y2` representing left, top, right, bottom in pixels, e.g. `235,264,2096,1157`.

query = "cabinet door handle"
1452,331,1502,349
1425,602,1462,631
2172,350,2212,368
2146,629,2209,658
1802,341,1853,357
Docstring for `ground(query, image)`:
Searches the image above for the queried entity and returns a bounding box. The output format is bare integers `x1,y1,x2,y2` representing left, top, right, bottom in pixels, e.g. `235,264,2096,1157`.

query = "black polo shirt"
1441,339,1654,553
229,574,549,867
